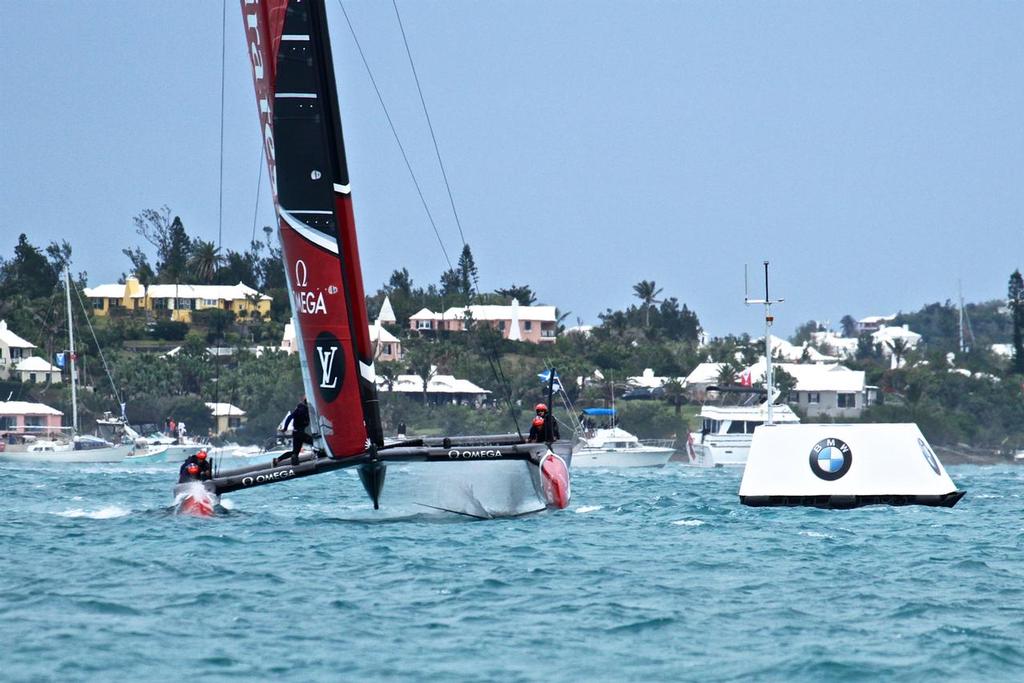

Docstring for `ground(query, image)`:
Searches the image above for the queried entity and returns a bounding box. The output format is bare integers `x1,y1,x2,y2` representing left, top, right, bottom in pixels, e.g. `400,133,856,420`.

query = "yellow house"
205,402,246,435
85,277,272,323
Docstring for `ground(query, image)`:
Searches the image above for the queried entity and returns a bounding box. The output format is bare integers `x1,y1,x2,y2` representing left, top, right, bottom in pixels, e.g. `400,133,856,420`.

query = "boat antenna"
745,261,783,425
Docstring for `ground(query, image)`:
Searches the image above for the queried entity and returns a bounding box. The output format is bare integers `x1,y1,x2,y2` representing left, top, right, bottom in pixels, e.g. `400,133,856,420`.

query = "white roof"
747,360,865,393
810,331,858,358
0,400,63,417
442,304,557,323
15,356,60,372
377,373,490,395
564,325,593,337
147,282,270,301
0,320,36,349
409,307,442,321
627,368,681,389
205,402,246,417
762,335,839,363
684,362,724,386
377,296,397,324
991,343,1013,358
858,314,896,325
369,324,400,344
83,283,146,299
872,325,922,346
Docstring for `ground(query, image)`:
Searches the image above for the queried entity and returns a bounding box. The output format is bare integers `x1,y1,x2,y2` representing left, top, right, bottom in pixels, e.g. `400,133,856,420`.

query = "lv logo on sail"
317,346,339,388
313,332,345,402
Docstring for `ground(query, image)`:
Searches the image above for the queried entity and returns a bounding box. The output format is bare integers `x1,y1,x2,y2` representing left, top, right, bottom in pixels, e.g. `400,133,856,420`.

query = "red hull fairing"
539,452,571,509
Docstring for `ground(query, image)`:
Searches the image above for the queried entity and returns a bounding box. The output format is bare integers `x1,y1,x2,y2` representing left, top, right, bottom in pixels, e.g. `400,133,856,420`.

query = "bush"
150,319,188,341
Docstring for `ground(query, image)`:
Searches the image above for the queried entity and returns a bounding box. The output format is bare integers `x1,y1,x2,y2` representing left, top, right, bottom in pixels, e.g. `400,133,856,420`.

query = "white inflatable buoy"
739,423,965,508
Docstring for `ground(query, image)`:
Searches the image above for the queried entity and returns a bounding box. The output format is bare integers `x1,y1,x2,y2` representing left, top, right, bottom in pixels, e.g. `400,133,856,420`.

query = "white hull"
573,447,674,469
690,435,751,468
0,443,132,463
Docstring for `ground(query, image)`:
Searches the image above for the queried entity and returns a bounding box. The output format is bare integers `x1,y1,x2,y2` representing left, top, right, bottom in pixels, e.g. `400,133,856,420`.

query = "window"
153,298,167,309
417,320,432,330
92,299,104,310
176,298,194,310
24,416,43,427
0,416,13,430
524,321,533,331
108,298,122,308
29,373,37,383
838,393,856,408
11,348,23,360
727,420,745,434
204,299,217,306
498,321,506,331
382,343,392,355
807,392,820,404
745,421,763,433
228,417,241,429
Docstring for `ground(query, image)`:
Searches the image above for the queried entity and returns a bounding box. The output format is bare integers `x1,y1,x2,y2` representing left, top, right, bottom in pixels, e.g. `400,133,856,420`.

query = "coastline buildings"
409,301,558,344
0,320,63,384
84,276,272,323
0,400,64,434
205,402,246,435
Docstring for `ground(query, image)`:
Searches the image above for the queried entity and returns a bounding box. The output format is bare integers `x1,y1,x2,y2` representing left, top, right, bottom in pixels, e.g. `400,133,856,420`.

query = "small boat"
0,436,132,464
574,409,674,468
689,387,800,468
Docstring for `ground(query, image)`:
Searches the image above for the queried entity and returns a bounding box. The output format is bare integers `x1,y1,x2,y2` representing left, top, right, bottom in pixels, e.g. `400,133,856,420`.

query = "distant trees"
840,314,857,338
188,240,224,283
1010,269,1024,374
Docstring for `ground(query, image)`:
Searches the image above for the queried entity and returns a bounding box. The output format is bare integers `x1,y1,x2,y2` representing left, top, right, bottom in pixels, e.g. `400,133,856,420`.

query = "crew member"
178,461,201,483
194,449,213,481
527,416,546,443
534,403,560,441
276,396,311,467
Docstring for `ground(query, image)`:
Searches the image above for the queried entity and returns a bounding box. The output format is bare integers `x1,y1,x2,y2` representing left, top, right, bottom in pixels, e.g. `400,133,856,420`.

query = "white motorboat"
0,436,132,463
690,388,800,467
573,410,675,468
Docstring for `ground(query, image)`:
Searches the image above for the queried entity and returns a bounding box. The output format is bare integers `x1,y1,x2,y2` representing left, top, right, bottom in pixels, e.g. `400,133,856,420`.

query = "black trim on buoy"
739,490,966,509
358,460,387,510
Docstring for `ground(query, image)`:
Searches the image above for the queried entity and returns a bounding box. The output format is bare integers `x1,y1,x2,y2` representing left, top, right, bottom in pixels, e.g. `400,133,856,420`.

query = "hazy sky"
2,1,1021,337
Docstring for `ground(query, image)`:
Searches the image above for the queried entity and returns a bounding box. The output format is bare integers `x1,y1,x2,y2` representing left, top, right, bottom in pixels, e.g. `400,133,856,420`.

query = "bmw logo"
809,438,853,481
917,438,941,475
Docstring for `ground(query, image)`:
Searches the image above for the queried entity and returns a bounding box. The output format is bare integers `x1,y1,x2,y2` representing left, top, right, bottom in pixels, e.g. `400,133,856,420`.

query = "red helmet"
532,416,545,428
186,463,199,474
196,450,208,460
535,403,548,413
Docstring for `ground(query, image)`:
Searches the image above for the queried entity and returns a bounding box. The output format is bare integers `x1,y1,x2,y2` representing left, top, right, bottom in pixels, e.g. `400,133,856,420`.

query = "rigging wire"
217,0,228,250
250,150,264,246
337,0,453,271
71,278,123,410
391,0,467,249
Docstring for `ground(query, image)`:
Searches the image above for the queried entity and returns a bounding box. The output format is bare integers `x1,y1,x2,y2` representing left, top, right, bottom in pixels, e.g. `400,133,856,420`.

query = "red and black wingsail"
242,0,382,458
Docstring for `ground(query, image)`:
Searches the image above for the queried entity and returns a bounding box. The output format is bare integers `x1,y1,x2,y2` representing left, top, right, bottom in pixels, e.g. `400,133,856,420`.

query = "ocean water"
2,461,1022,682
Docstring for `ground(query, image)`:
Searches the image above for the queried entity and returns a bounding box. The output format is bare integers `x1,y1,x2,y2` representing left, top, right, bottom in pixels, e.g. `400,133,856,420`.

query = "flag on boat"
739,368,753,387
538,369,562,392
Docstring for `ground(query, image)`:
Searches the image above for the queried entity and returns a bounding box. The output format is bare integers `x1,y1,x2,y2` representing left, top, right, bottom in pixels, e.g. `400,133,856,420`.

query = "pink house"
0,400,64,437
409,300,558,343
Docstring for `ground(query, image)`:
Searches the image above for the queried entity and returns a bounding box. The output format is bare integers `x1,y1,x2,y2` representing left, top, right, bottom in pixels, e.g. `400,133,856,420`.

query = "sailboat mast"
64,267,78,432
746,261,783,426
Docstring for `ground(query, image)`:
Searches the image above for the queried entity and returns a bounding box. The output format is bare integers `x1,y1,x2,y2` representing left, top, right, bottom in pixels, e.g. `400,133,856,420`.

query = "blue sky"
1,1,1021,337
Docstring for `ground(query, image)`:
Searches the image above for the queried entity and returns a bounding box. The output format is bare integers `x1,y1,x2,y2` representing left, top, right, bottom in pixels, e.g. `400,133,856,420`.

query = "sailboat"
174,0,571,515
0,268,132,464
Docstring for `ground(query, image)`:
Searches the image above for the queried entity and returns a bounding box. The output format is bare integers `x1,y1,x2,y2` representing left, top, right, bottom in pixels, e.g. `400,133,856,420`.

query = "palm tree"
632,280,663,328
661,378,687,415
188,240,224,284
716,362,739,388
887,337,910,368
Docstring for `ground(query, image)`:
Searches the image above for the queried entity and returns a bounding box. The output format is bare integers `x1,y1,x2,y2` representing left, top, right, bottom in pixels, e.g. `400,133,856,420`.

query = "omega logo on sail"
242,0,278,200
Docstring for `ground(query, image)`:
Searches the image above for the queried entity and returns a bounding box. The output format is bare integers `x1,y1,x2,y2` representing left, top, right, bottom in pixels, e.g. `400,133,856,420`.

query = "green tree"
189,240,224,283
1010,269,1024,374
457,244,478,298
121,246,156,285
494,284,537,306
632,280,663,328
886,337,910,368
840,314,857,338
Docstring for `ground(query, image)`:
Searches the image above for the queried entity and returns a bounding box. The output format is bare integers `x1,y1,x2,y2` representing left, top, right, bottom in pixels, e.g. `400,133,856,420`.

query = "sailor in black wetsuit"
194,450,213,481
276,397,311,467
178,461,201,484
529,403,560,443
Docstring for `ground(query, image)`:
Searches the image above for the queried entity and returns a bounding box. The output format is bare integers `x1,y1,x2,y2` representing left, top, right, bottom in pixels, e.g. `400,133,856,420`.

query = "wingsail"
242,0,381,458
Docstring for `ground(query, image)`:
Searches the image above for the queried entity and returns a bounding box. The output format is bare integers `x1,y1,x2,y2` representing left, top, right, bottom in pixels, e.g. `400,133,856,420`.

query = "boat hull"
690,434,750,468
0,443,132,463
173,482,218,517
572,447,674,469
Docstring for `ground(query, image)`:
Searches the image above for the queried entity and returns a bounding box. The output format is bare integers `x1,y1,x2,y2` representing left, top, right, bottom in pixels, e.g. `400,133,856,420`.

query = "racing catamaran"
175,0,570,515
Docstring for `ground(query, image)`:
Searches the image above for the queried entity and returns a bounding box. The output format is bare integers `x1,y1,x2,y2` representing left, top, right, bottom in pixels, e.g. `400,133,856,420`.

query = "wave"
575,505,603,514
55,505,131,519
672,519,705,527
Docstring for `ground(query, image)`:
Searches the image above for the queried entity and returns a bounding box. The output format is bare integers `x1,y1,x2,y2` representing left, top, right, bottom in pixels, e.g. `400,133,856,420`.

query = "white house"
762,334,839,363
683,362,726,399
856,314,896,334
0,320,37,381
810,330,859,359
747,360,868,419
205,402,246,434
872,325,922,363
376,370,491,406
13,356,63,384
376,296,397,326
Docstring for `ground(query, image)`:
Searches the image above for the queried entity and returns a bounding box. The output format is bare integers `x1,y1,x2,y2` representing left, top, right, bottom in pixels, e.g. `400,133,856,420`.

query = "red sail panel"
241,0,371,458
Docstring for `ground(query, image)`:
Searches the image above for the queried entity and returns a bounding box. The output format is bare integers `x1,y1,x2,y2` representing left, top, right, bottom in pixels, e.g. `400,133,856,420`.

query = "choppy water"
2,461,1022,682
